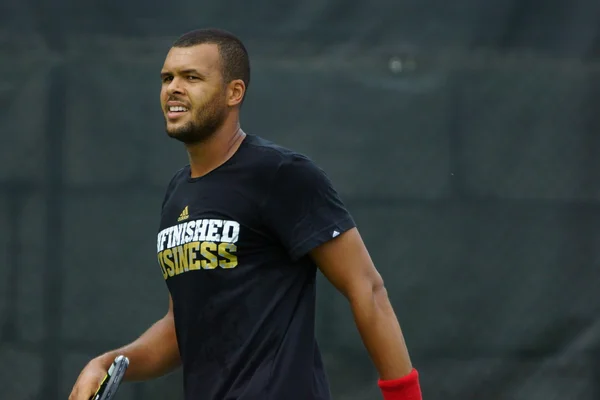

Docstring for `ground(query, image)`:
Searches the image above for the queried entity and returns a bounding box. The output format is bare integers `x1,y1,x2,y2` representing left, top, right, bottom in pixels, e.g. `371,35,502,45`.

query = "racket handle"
89,355,129,400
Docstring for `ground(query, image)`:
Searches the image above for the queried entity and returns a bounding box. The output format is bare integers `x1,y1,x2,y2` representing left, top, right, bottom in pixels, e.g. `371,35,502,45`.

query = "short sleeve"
262,154,356,261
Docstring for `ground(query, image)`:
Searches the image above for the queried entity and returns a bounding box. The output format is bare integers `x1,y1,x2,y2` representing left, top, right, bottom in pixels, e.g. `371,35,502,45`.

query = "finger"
70,385,90,400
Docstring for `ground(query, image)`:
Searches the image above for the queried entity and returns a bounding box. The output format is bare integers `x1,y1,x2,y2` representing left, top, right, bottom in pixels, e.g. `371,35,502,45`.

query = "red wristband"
378,368,422,400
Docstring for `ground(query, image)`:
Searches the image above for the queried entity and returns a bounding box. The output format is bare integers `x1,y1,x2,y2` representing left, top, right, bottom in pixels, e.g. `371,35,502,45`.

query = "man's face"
160,44,228,144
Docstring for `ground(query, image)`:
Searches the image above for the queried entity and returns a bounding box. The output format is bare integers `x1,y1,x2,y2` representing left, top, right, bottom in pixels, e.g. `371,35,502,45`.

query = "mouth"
166,105,189,120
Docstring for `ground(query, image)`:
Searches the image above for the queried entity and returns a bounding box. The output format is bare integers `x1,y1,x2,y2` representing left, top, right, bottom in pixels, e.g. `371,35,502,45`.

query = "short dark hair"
173,28,250,99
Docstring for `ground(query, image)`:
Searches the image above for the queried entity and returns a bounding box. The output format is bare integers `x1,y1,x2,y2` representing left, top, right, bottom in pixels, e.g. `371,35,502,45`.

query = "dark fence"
2,0,600,399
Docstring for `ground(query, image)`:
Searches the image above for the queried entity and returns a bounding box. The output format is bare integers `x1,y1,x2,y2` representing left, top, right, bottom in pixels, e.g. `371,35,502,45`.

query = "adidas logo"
177,206,189,222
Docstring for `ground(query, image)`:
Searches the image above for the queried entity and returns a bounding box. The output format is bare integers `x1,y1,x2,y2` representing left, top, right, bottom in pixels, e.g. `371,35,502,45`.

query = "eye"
187,76,199,81
162,75,173,83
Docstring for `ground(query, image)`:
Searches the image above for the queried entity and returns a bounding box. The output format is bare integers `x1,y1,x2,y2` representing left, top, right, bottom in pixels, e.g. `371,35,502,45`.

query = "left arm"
310,227,413,380
259,154,421,398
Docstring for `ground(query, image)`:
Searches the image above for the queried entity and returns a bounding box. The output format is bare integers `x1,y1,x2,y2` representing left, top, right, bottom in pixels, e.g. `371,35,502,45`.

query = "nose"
166,77,185,96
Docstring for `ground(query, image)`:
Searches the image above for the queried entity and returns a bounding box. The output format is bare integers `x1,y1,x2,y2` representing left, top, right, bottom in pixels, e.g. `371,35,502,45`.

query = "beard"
165,92,227,145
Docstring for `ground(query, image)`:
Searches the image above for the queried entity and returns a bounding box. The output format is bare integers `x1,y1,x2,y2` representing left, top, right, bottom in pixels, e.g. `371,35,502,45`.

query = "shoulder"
242,134,324,179
242,136,336,203
165,165,189,190
160,166,189,209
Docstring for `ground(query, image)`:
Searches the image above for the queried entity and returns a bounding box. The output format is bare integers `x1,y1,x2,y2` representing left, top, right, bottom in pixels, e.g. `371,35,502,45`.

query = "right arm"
69,294,180,399
94,294,180,381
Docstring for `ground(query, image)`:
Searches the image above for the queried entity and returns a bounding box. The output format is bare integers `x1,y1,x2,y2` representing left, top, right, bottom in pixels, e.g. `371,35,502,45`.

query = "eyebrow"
160,69,207,78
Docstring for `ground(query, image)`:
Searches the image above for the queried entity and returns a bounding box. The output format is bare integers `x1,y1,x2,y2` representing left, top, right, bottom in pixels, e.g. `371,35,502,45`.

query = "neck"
185,116,246,178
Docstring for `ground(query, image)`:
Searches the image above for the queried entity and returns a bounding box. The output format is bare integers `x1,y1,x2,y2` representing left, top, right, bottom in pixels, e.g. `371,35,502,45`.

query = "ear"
227,79,246,106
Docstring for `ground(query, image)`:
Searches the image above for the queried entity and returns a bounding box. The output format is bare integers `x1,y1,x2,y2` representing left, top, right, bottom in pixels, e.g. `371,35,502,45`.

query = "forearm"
350,285,413,380
94,314,181,382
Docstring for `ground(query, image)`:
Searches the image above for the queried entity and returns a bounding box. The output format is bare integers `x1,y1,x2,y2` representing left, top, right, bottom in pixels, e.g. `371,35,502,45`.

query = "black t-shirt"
156,134,356,400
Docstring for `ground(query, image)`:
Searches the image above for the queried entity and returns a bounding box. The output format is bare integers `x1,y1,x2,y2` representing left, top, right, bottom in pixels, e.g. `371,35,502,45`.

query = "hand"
68,358,107,400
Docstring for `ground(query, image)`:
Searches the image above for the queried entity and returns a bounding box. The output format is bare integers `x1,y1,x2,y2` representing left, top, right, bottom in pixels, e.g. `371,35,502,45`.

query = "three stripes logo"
177,206,189,222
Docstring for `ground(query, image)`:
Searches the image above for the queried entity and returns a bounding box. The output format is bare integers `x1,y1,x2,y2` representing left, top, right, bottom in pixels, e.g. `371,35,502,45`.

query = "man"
69,28,422,400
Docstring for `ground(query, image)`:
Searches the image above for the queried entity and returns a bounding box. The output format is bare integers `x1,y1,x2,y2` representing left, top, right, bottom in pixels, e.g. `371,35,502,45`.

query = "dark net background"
2,0,600,399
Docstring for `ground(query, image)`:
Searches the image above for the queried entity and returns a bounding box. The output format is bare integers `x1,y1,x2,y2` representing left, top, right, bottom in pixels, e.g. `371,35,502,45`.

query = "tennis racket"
89,355,129,400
